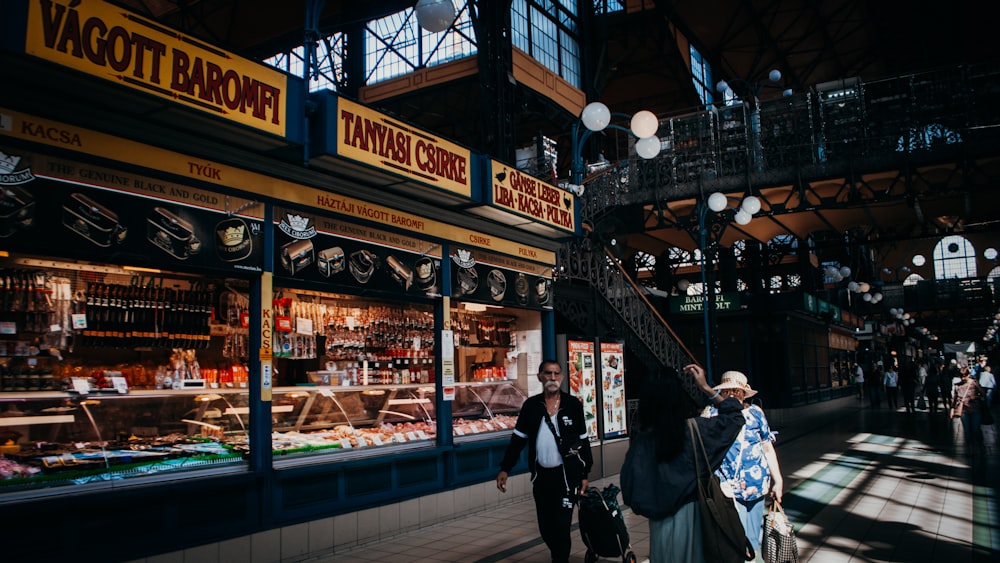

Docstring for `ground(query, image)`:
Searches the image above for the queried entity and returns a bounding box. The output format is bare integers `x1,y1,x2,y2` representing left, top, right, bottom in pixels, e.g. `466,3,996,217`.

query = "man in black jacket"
496,359,593,563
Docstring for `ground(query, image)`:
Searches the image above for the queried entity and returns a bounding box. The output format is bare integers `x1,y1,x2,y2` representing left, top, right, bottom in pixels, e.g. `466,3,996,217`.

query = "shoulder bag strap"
688,419,709,488
957,383,972,404
542,410,560,441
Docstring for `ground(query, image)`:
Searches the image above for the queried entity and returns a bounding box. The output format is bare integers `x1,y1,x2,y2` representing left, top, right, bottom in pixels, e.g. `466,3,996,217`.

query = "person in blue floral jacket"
703,370,784,558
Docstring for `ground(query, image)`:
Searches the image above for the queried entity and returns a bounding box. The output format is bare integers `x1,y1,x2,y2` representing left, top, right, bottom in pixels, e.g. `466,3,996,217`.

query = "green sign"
669,292,742,314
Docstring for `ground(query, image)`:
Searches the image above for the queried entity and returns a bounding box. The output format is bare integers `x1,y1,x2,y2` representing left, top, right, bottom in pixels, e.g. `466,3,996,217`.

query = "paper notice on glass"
441,330,454,359
296,317,313,335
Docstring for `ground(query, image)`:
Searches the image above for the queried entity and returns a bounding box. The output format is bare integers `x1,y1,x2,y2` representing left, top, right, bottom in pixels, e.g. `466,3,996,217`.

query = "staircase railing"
556,235,694,360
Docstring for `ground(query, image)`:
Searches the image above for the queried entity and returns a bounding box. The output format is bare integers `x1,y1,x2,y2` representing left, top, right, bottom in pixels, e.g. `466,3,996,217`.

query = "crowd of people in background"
849,354,996,454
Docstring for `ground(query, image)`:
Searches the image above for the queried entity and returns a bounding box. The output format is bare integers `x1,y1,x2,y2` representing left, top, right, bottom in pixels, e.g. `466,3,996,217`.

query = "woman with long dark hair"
626,364,744,562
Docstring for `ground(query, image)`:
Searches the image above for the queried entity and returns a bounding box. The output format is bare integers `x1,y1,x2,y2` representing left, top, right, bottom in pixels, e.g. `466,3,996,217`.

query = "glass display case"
273,381,527,450
0,255,543,492
451,382,525,438
0,254,253,494
270,384,437,455
0,389,249,493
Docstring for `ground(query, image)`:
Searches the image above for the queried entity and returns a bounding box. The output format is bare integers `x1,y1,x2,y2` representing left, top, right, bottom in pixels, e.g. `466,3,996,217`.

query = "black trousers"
532,465,575,563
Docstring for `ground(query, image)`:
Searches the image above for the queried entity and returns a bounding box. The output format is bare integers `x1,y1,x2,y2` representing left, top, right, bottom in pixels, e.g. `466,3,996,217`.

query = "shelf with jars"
450,307,526,384
271,288,436,388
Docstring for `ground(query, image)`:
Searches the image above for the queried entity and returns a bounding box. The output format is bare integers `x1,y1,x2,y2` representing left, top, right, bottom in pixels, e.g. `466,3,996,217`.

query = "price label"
71,377,90,394
370,435,384,446
415,430,429,440
110,376,129,394
71,314,87,329
338,438,352,449
394,432,407,443
405,431,418,441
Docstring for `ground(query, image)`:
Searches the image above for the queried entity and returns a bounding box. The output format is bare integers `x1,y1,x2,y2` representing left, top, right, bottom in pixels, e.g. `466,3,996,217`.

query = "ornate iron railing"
555,234,695,370
556,62,1000,378
612,62,1000,206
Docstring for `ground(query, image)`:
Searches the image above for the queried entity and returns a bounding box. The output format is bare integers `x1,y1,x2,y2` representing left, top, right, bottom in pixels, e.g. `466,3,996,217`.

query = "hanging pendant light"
415,0,455,33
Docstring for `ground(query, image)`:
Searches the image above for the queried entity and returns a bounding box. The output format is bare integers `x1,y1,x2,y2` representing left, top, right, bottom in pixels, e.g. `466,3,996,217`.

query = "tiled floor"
321,397,1000,562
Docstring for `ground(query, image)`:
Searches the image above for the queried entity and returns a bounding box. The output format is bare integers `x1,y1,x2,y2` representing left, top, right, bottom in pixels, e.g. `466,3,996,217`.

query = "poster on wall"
273,206,443,297
566,339,598,441
600,341,627,439
0,148,264,273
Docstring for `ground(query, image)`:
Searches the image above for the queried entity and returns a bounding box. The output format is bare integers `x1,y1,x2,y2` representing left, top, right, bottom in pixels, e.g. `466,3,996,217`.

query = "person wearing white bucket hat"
704,370,783,559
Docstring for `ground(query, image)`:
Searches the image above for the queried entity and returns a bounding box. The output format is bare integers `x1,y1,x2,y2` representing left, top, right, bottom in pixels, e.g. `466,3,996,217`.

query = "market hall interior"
2,1,1000,562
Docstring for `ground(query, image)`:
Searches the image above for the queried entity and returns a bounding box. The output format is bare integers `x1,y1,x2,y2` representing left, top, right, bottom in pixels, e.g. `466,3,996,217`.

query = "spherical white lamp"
734,209,752,225
847,281,860,292
839,266,852,278
677,279,690,292
740,196,761,215
635,136,661,159
768,69,782,83
862,293,872,302
858,282,871,293
415,0,455,33
630,110,659,139
580,102,611,132
707,192,728,212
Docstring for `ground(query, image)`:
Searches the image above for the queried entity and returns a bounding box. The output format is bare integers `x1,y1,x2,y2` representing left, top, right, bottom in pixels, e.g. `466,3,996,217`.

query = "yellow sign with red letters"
489,159,575,233
25,0,288,136
337,97,472,198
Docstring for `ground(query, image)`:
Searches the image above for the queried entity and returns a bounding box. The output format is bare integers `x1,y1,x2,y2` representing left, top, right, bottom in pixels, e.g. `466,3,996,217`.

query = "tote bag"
762,500,799,563
689,419,754,563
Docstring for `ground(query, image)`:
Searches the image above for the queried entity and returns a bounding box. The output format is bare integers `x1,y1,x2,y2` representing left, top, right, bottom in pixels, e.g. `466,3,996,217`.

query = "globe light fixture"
629,110,659,139
580,102,612,131
415,0,456,33
740,195,762,215
707,192,729,212
697,190,760,383
572,101,661,184
635,136,661,159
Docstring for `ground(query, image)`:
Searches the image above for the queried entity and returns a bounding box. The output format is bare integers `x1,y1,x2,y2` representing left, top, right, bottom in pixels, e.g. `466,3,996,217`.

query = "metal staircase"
554,164,696,377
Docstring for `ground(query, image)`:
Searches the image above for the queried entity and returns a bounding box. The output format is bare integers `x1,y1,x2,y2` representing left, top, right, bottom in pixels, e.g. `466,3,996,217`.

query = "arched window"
903,273,924,286
988,266,1000,296
933,235,976,279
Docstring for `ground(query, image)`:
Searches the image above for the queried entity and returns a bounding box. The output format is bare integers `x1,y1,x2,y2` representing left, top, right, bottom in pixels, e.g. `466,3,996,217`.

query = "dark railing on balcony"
557,63,1000,377
590,62,1000,209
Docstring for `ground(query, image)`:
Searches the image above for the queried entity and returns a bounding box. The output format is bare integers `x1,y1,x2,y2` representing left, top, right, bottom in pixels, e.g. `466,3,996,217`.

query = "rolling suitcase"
578,484,636,563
